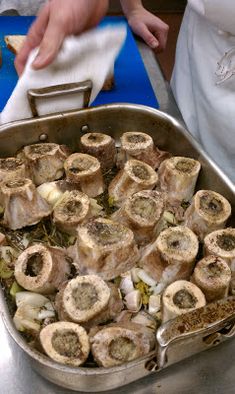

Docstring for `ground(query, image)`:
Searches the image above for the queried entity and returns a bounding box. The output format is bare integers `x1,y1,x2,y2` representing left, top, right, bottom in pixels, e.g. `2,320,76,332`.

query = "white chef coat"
171,0,235,182
0,0,45,15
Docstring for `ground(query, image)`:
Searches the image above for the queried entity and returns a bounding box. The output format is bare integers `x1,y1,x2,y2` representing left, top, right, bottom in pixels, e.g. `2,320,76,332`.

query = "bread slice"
4,35,26,55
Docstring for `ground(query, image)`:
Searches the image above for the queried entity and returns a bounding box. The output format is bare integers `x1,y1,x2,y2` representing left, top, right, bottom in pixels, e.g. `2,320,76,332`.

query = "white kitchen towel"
0,24,127,124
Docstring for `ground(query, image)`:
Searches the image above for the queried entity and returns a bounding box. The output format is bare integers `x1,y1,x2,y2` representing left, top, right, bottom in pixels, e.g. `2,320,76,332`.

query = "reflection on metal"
27,80,92,117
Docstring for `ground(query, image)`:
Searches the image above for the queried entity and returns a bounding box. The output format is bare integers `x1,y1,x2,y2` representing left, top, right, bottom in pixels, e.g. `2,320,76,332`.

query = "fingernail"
150,41,159,49
32,56,43,68
32,52,47,68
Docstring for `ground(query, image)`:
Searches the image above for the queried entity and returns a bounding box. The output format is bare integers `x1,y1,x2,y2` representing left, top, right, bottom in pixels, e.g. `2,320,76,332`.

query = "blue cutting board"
0,16,159,112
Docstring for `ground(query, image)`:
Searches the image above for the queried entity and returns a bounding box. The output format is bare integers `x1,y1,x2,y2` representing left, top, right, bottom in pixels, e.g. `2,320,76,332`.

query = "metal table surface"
1,42,235,394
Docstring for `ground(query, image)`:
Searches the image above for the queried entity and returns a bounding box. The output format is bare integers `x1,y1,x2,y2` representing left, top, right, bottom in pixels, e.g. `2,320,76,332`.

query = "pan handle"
27,80,92,117
156,296,235,369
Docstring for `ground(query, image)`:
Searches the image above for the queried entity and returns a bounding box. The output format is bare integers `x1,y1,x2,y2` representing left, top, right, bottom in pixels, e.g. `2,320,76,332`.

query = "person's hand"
121,1,169,52
15,0,109,75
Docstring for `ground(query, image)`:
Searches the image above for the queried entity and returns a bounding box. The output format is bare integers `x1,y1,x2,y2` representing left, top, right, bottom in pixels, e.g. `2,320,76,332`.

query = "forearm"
120,0,144,17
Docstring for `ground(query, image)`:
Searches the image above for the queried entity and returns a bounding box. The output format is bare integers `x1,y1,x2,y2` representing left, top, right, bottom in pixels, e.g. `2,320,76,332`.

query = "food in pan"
40,321,90,366
112,190,165,246
64,153,104,197
20,143,70,186
108,159,158,206
90,322,155,367
162,280,206,323
73,217,139,280
0,157,27,182
118,131,171,169
191,255,231,302
80,132,116,171
14,244,70,294
204,228,235,294
0,178,51,230
184,190,231,241
139,226,199,287
0,135,233,369
158,156,201,202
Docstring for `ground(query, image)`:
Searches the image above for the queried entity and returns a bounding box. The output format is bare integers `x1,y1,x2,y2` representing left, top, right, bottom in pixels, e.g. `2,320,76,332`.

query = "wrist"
120,0,144,18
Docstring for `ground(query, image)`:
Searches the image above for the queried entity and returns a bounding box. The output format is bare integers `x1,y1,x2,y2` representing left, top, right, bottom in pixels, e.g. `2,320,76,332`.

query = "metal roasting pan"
0,83,234,392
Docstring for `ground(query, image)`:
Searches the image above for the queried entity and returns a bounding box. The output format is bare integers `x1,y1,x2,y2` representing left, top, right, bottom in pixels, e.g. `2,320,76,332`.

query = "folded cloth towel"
0,24,127,124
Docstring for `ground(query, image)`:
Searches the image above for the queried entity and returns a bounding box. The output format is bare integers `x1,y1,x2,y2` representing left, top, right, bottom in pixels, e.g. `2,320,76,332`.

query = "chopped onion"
124,290,142,312
13,304,41,332
37,182,64,206
0,246,19,264
137,269,157,287
89,198,104,216
38,309,55,320
148,295,161,314
131,311,157,330
120,276,135,295
131,267,141,283
152,283,165,295
16,292,49,308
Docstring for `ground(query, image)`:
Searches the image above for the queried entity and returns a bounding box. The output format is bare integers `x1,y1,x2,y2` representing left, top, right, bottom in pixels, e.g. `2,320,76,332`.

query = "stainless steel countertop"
1,42,235,394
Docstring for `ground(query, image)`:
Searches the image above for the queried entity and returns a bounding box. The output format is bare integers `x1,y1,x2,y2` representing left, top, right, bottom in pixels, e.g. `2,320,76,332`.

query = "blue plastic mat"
0,16,159,112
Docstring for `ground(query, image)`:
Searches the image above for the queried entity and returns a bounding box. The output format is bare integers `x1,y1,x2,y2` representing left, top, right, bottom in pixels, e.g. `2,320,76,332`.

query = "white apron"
171,0,235,182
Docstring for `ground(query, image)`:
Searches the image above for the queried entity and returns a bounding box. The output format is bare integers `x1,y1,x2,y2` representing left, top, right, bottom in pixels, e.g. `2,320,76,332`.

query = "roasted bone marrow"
0,177,51,230
0,157,27,182
158,156,201,202
140,226,199,287
112,190,165,245
90,322,155,367
14,244,70,294
21,143,70,186
108,159,158,207
162,280,206,323
64,153,104,197
40,321,90,366
0,129,233,370
80,132,116,171
184,190,231,241
119,131,170,169
191,255,231,302
74,218,139,280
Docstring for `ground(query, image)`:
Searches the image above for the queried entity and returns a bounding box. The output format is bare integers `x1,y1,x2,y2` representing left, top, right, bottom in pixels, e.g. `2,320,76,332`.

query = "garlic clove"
124,290,142,312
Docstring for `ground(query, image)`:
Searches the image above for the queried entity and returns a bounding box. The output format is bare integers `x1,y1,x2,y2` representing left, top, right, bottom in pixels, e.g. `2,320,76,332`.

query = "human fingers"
32,14,66,69
15,3,50,75
152,21,169,52
130,21,159,49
